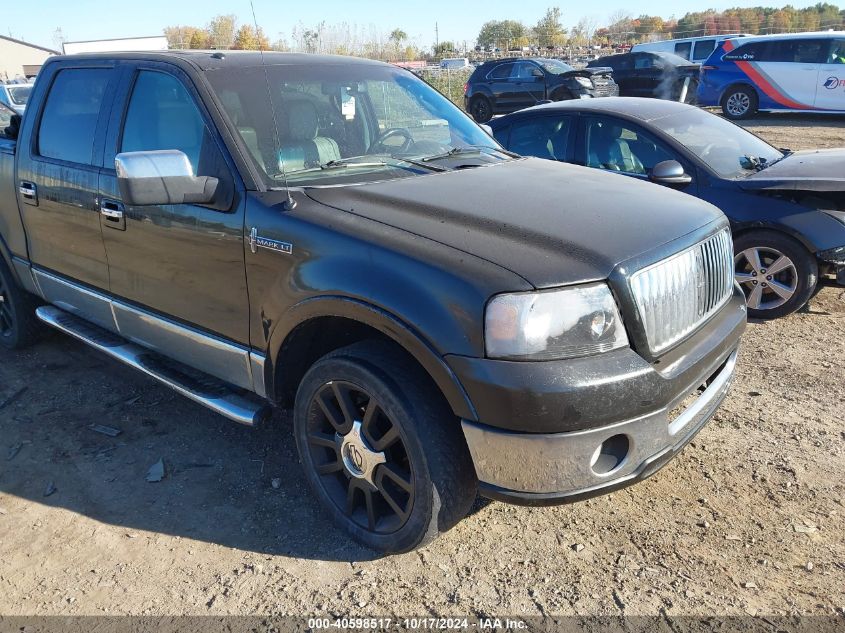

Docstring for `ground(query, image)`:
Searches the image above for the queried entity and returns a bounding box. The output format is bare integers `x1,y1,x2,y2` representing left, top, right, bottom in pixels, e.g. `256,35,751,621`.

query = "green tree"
433,40,455,57
535,7,566,48
477,20,528,50
207,14,237,49
188,30,209,49
232,25,258,50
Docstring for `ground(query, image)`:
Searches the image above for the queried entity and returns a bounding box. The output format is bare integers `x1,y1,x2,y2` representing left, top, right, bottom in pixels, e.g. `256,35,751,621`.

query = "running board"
36,306,270,427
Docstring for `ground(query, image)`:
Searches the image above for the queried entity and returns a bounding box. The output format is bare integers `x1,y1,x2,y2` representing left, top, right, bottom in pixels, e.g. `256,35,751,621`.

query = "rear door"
486,63,516,109
97,62,253,388
14,62,118,326
815,38,845,110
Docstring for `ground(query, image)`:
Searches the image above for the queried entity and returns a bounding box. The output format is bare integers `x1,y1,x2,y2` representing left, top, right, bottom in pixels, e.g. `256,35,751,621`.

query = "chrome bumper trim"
461,348,739,496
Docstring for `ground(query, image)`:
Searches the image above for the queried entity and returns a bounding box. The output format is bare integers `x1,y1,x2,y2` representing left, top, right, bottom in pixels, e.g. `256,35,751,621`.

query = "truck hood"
739,149,845,192
305,158,725,288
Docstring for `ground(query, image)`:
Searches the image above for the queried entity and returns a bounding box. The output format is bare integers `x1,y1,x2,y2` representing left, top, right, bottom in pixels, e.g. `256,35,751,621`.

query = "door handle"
19,181,37,206
100,199,126,230
100,200,124,221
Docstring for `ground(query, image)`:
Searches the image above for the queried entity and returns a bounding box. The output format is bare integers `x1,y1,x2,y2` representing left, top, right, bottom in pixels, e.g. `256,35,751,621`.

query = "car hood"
305,158,725,288
739,149,845,192
564,67,613,78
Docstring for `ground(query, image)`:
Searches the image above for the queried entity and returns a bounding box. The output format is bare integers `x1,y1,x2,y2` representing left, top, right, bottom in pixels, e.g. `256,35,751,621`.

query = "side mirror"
115,150,219,206
649,160,692,187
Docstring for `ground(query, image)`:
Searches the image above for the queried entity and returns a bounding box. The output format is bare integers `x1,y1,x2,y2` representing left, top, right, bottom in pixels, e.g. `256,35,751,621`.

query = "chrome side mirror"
649,160,692,187
115,150,219,206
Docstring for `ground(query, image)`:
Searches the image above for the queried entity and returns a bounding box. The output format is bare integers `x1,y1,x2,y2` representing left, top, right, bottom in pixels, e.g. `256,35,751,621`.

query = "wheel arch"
732,221,819,255
265,296,478,421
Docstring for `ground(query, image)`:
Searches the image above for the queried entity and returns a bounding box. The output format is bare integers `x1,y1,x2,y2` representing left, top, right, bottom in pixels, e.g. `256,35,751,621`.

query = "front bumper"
463,347,739,505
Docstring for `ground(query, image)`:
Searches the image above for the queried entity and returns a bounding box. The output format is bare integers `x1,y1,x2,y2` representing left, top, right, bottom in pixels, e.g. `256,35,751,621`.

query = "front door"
510,62,546,109
758,38,827,108
98,63,252,386
14,64,118,326
815,38,845,110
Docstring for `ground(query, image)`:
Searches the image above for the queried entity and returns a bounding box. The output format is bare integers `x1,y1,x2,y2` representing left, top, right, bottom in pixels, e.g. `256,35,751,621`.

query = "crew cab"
0,52,745,553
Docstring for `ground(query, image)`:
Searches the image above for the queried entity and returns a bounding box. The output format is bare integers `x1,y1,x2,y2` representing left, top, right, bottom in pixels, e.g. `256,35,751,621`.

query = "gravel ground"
0,114,843,620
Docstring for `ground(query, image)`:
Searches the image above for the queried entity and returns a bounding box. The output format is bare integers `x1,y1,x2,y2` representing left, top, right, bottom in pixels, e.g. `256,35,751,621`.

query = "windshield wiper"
388,155,448,172
321,158,390,170
419,145,517,163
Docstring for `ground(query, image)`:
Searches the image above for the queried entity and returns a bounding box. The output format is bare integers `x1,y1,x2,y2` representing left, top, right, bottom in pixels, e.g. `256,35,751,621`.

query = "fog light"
590,434,630,475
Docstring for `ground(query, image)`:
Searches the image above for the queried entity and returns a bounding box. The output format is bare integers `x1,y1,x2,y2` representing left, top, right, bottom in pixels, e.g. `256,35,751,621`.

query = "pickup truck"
0,52,746,553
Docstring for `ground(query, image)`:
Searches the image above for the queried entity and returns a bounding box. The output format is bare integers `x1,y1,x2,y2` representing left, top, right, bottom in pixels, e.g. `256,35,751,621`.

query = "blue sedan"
489,97,845,319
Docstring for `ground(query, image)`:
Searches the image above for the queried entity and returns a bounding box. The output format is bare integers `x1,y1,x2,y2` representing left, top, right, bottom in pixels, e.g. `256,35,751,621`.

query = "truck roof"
45,50,392,72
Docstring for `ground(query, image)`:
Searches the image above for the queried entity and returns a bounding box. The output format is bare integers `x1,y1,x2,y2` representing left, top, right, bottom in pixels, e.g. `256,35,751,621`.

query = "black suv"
464,57,617,122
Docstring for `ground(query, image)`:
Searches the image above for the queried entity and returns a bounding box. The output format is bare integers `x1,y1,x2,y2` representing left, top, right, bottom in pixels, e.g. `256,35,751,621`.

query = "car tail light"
463,83,469,94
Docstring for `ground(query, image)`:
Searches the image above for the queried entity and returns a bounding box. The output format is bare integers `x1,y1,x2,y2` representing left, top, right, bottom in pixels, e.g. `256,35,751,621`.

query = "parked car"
440,57,470,70
0,82,34,115
0,52,745,553
698,31,845,119
632,35,751,63
489,97,845,318
587,51,700,102
464,57,617,122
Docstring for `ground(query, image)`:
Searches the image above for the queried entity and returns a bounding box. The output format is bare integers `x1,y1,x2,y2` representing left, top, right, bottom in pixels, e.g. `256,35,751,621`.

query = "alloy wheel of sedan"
305,380,415,535
734,247,797,311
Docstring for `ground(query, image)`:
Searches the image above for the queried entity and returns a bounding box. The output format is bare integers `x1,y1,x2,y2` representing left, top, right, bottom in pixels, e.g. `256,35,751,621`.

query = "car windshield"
205,61,506,188
7,86,32,106
658,108,783,178
539,59,574,74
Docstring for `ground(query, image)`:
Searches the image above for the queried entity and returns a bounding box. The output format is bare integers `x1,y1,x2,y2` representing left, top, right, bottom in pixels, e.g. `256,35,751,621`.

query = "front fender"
266,295,478,421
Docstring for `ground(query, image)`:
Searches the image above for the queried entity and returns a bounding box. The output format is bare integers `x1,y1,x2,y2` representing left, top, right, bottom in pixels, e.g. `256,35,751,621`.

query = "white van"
633,35,751,63
440,58,470,70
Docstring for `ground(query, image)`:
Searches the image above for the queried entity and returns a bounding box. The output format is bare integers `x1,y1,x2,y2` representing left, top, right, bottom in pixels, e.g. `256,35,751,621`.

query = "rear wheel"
0,257,40,350
293,341,477,553
721,86,758,120
733,231,817,319
469,95,493,123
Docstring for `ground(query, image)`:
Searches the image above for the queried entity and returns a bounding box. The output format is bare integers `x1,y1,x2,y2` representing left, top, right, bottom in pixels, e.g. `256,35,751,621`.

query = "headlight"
485,283,628,360
573,76,593,89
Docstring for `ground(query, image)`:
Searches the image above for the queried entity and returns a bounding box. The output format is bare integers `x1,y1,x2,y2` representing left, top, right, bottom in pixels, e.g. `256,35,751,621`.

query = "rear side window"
692,39,716,60
508,115,572,161
764,39,828,63
488,63,514,80
674,42,692,60
38,68,112,165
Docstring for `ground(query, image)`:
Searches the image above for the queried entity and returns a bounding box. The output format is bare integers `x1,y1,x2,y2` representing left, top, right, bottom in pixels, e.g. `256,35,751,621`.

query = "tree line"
162,4,845,60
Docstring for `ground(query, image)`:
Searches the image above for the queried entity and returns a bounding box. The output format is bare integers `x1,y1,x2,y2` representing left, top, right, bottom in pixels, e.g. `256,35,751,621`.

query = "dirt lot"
0,115,844,621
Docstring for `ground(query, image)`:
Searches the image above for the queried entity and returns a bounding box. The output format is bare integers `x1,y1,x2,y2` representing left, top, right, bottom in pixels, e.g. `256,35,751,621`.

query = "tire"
0,256,41,350
733,231,818,320
469,95,493,123
721,85,758,120
293,340,477,553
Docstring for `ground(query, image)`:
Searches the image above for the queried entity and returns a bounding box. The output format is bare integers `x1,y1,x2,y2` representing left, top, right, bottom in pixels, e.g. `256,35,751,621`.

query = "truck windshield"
658,108,783,179
7,86,32,106
205,61,505,188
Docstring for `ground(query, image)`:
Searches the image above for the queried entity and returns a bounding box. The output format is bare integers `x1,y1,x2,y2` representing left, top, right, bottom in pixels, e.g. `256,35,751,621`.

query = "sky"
2,0,831,51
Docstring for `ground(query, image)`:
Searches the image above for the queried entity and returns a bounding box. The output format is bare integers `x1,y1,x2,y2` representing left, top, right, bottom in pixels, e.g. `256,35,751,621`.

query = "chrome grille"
629,229,734,355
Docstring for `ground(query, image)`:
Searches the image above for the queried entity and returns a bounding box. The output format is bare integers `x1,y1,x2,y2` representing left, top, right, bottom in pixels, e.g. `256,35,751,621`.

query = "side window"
514,62,538,79
121,70,216,175
634,54,655,70
764,39,827,64
674,42,692,60
585,118,675,175
507,115,571,160
0,104,14,134
830,40,845,63
492,124,510,147
37,68,112,165
488,63,514,80
692,39,716,60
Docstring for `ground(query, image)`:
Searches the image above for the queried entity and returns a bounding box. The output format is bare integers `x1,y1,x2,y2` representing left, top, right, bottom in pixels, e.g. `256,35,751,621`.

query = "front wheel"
733,231,818,319
721,86,758,120
293,341,477,553
0,257,41,350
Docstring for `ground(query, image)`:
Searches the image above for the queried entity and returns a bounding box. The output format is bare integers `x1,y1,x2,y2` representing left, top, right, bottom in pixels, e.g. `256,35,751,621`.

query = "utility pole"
435,22,439,55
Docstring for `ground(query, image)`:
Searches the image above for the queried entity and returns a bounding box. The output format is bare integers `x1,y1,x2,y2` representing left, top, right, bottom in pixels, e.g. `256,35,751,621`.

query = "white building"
0,35,59,80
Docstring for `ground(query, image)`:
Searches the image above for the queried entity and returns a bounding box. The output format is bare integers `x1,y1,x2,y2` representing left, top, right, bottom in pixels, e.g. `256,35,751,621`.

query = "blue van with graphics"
697,31,845,119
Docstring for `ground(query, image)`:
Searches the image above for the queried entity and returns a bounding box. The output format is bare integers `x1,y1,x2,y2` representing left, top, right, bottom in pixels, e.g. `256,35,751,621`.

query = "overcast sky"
4,0,831,50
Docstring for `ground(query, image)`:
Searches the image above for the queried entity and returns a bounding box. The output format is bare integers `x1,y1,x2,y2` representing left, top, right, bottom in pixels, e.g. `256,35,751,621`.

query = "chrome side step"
36,306,270,427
